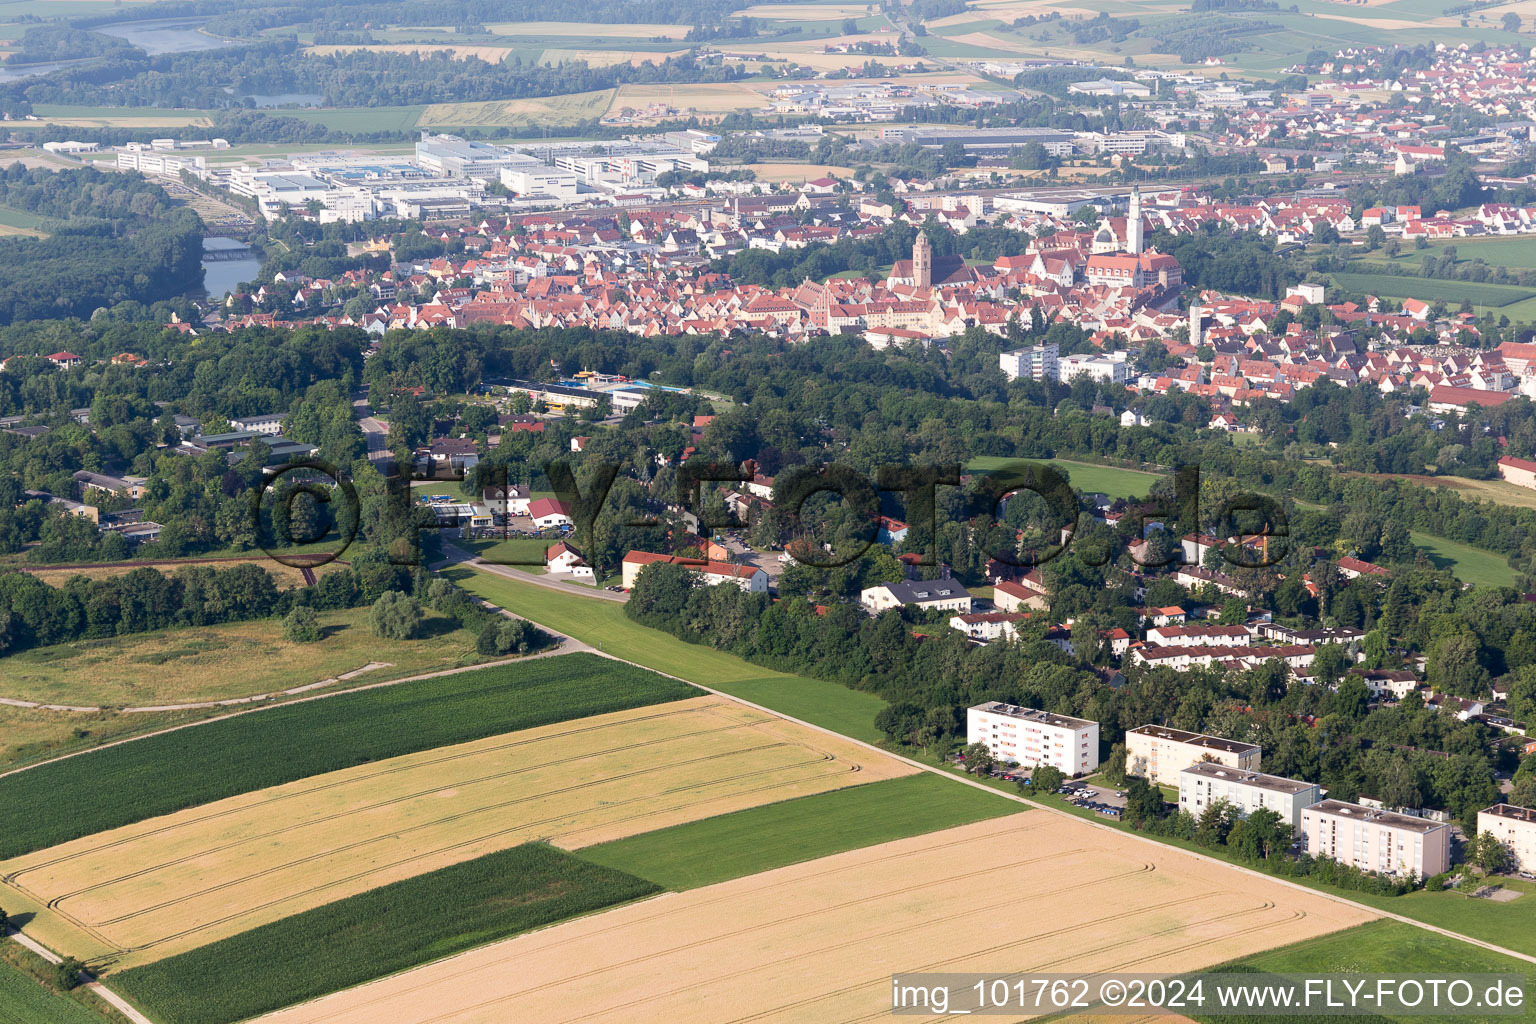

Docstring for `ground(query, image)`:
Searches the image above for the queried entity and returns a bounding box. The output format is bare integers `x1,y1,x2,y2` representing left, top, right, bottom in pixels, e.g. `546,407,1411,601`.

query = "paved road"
441,540,629,603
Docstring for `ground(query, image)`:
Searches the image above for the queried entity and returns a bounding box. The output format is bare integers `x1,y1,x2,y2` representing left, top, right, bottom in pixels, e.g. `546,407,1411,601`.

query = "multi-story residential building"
1126,725,1261,786
1477,803,1536,871
1179,762,1321,830
1057,351,1130,385
999,343,1059,382
1300,799,1450,879
966,702,1100,776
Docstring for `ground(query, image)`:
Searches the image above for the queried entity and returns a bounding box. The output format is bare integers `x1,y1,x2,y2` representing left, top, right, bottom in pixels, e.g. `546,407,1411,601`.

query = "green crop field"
1410,531,1516,589
445,567,890,743
0,957,105,1024
967,456,1161,499
275,106,428,133
1197,920,1531,1024
1330,272,1536,310
578,773,1019,890
1358,236,1536,272
110,843,659,1024
0,653,698,860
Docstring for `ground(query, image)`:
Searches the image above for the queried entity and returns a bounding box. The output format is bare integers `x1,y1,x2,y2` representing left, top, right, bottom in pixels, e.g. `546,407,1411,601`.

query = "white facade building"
999,343,1059,382
1478,803,1536,872
1126,725,1261,787
967,702,1099,776
1300,799,1451,879
1057,351,1130,385
1179,762,1321,830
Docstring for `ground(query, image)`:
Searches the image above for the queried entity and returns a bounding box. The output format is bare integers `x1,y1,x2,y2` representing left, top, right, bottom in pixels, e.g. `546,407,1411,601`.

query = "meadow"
577,772,1016,890
967,455,1163,499
1330,272,1536,310
1356,236,1536,272
1410,530,1517,588
0,604,483,708
1203,919,1533,1023
418,92,615,128
109,843,659,1024
444,566,890,743
1,697,909,965
0,653,698,859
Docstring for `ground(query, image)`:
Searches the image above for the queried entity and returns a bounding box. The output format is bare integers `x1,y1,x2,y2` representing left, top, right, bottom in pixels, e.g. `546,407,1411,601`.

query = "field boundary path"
2,923,153,1024
441,541,628,603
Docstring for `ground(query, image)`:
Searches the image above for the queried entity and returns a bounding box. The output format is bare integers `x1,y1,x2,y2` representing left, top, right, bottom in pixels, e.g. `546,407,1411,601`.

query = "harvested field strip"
253,815,1373,1024
577,772,1016,890
1,697,910,967
110,843,660,1024
0,652,698,860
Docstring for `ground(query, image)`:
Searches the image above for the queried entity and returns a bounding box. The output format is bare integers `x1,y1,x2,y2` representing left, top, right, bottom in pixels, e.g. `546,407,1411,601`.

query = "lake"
201,238,261,299
95,18,234,56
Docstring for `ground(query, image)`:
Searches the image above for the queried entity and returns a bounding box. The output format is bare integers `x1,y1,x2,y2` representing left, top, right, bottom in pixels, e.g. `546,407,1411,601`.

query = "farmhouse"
1299,799,1450,879
966,702,1100,775
1178,762,1321,830
1126,725,1261,786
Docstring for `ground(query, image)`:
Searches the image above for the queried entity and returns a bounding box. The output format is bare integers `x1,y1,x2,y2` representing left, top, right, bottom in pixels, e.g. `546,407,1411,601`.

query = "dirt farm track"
0,696,911,969
251,814,1374,1024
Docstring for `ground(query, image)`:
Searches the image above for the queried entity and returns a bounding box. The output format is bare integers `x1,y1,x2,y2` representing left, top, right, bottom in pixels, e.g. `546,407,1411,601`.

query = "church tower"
1127,186,1144,256
912,231,932,290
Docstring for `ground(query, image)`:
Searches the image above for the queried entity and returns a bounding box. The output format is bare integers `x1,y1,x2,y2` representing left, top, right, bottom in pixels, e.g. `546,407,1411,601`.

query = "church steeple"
1127,186,1144,256
912,231,932,290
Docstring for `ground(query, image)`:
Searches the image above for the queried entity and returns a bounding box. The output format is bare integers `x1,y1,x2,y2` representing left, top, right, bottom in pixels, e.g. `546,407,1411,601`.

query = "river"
95,18,235,56
201,238,261,299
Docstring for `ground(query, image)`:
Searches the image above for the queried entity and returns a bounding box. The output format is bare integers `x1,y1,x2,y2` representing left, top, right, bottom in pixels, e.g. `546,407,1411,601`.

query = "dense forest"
0,165,204,325
0,37,742,113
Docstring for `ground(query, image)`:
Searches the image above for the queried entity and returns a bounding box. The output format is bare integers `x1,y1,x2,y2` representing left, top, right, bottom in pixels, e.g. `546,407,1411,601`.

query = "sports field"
446,566,890,742
0,653,698,860
1,696,909,967
253,814,1373,1024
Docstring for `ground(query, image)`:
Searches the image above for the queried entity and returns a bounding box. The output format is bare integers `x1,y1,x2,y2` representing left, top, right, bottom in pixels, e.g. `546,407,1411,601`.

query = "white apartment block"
1300,799,1450,879
1478,803,1536,872
999,343,1059,382
1126,725,1260,787
967,702,1099,776
1057,351,1129,385
1179,762,1321,831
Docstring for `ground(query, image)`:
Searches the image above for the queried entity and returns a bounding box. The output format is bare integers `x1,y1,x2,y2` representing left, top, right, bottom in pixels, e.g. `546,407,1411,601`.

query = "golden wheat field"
252,814,1374,1024
0,696,911,970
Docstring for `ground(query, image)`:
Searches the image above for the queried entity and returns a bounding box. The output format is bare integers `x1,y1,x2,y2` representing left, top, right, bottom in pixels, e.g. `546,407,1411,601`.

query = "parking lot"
945,757,1126,821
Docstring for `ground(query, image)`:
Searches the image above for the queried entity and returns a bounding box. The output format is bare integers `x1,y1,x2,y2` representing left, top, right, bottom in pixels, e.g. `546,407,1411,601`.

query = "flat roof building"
1179,762,1321,830
1300,799,1450,879
967,702,1099,777
1478,803,1536,872
1126,725,1260,787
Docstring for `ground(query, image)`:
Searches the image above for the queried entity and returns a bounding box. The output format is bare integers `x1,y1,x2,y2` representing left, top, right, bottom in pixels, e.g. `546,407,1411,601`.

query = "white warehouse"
967,702,1099,776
